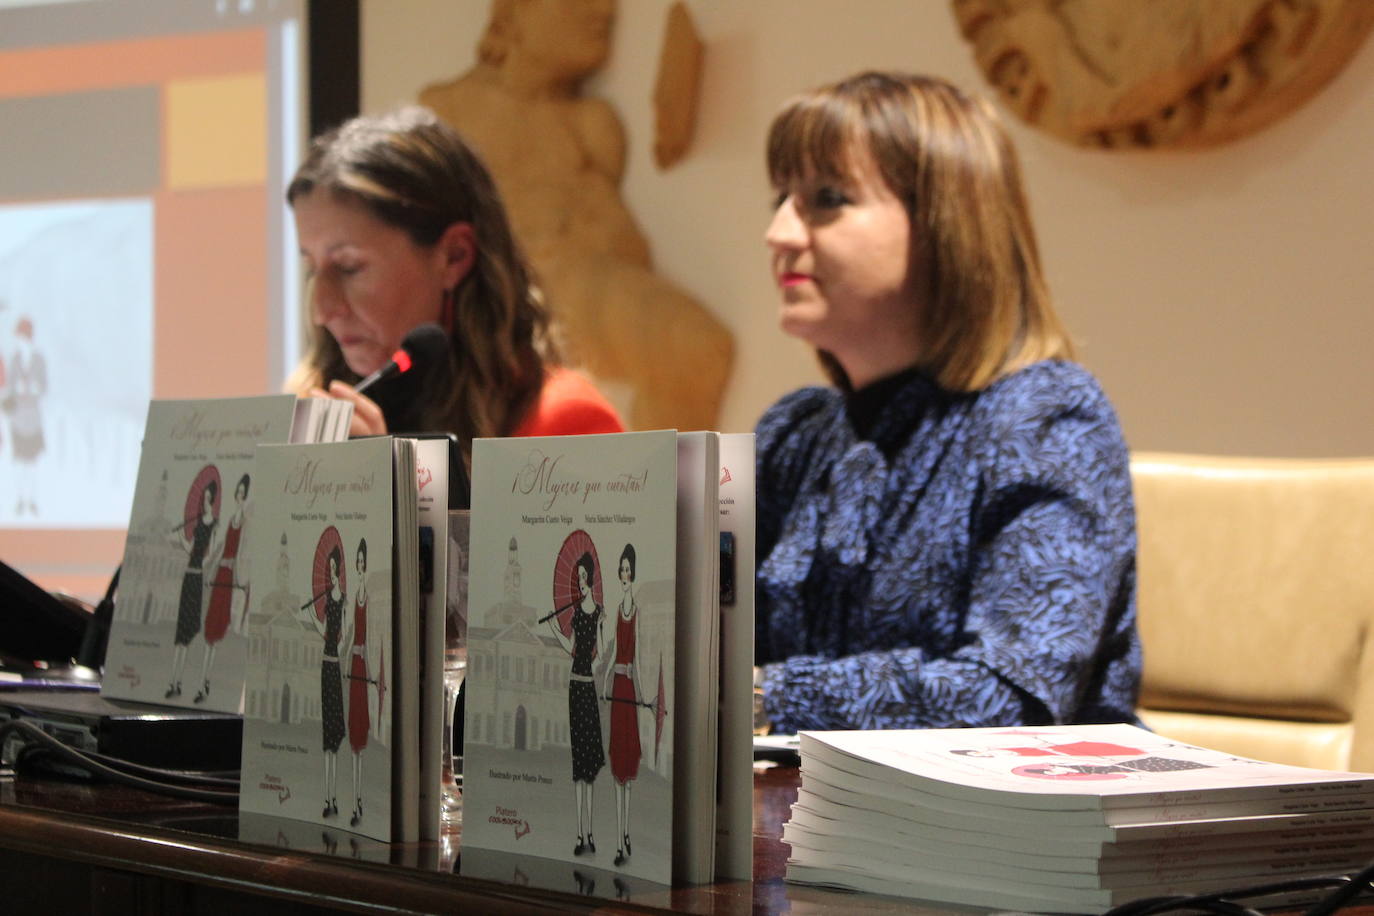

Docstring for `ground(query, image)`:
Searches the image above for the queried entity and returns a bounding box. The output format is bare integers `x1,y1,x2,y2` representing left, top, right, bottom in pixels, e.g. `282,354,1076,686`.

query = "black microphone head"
401,323,448,366
353,323,451,396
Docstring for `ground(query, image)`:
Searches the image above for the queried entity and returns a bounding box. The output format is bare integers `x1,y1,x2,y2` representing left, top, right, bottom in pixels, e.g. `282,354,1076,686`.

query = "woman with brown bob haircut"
288,106,622,449
753,72,1140,734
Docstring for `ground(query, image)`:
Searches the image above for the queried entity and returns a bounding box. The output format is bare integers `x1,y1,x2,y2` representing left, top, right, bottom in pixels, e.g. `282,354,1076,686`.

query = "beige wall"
362,0,1374,457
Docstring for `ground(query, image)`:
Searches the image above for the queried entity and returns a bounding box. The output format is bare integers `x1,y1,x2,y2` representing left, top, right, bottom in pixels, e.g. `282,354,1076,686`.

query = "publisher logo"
490,805,532,840
259,773,292,804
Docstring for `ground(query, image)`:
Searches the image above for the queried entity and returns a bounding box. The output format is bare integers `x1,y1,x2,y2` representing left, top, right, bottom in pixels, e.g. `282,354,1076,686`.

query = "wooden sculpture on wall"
653,1,704,169
953,0,1374,148
419,0,733,431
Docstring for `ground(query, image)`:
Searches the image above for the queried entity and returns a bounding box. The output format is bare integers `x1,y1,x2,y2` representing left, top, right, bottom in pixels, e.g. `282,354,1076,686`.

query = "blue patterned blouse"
755,360,1140,734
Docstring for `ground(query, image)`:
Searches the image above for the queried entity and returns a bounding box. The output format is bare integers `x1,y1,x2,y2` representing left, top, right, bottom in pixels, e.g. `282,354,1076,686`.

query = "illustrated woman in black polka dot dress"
303,543,347,818
546,550,606,856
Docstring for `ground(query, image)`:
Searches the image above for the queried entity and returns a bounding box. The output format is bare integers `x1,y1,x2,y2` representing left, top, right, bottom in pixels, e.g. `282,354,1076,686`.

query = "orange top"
510,368,625,437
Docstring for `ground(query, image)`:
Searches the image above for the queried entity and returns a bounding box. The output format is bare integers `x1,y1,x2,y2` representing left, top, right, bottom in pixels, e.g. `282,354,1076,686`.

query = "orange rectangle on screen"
155,187,271,398
0,29,265,99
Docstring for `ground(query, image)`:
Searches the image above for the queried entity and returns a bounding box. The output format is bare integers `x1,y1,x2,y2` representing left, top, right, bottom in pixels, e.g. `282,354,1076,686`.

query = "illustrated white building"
120,469,181,626
245,531,317,727
467,536,571,752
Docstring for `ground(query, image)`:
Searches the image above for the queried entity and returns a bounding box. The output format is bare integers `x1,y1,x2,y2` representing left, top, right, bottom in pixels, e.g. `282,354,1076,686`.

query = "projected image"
0,0,320,597
0,200,152,527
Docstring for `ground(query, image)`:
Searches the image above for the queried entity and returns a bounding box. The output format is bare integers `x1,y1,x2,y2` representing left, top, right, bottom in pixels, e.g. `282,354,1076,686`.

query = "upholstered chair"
1132,453,1374,772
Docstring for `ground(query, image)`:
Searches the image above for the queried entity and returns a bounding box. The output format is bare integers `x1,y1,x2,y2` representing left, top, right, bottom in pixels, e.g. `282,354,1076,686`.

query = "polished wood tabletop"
0,759,947,915
2,759,1371,915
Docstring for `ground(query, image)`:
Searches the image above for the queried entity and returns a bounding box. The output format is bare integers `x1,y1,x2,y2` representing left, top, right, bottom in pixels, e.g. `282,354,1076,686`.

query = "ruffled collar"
843,366,942,456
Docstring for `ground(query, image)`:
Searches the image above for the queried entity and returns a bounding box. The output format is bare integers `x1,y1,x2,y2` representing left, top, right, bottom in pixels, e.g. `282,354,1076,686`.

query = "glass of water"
441,649,466,822
442,510,470,826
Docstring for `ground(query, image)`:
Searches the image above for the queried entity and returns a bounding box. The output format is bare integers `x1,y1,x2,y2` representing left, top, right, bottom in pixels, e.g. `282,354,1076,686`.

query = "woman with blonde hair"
754,72,1140,734
288,106,622,447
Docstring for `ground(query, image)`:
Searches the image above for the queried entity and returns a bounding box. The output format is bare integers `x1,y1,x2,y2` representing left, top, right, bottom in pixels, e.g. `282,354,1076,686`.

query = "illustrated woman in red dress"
602,543,644,868
7,316,47,516
197,473,250,703
344,538,372,827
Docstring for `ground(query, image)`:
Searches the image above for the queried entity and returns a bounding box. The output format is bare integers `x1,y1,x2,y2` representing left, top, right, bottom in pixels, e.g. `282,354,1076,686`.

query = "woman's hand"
308,380,388,437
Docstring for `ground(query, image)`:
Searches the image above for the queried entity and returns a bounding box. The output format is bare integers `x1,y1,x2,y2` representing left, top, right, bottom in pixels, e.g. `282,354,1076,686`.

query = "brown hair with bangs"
767,71,1073,391
286,106,558,450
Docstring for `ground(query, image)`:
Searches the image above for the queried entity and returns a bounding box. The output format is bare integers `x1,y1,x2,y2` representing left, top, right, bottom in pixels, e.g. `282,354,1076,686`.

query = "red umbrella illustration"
181,464,222,540
303,526,346,622
539,529,604,639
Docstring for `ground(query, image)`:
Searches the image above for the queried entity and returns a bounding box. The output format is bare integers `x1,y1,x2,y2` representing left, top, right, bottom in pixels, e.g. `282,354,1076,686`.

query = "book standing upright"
103,395,350,714
236,436,421,843
461,430,680,884
461,429,749,885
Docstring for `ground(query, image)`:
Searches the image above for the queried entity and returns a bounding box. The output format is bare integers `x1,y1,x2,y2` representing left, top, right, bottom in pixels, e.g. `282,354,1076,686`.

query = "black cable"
69,746,239,789
1305,861,1374,916
0,719,237,804
0,705,239,789
1101,869,1374,916
1106,893,1193,916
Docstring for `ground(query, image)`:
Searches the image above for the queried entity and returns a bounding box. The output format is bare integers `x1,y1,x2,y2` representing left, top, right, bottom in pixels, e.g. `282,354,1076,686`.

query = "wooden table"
4,761,1371,915
0,761,936,915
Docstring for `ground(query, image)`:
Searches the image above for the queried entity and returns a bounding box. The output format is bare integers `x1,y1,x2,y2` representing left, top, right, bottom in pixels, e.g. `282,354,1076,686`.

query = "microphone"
353,323,448,395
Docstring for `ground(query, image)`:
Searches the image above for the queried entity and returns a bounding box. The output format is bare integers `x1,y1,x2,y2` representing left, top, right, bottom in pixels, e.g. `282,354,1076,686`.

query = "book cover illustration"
104,395,299,713
462,431,678,884
802,724,1374,810
238,439,396,842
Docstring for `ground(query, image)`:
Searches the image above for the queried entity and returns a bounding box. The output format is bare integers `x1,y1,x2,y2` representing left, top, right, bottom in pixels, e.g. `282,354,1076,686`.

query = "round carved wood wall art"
953,0,1374,148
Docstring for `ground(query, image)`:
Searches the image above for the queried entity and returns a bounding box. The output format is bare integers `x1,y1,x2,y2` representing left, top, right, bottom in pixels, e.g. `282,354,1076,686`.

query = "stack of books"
784,724,1374,913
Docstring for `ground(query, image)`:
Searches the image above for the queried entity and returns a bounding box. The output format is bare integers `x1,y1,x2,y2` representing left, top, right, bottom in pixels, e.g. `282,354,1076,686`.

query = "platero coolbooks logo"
490,805,532,839
258,773,292,804
720,466,732,485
